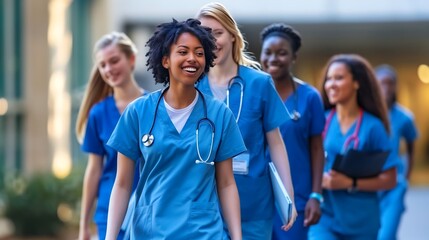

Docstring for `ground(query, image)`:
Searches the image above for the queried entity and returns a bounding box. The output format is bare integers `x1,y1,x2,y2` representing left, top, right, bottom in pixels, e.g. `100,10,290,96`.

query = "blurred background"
0,0,428,239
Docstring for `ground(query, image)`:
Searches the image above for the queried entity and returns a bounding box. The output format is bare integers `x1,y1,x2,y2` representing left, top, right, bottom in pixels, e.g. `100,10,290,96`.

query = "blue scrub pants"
241,219,272,240
378,180,407,240
309,215,377,240
223,219,272,240
97,224,125,240
272,210,308,240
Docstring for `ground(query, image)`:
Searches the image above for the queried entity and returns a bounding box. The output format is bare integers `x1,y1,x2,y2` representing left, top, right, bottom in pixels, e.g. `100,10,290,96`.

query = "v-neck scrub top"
273,80,325,211
197,65,288,221
107,90,246,239
319,110,396,235
82,96,140,226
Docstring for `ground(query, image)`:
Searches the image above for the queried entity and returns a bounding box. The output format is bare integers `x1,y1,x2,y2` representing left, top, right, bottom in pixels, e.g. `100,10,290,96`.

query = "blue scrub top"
270,80,325,211
388,103,418,182
107,90,246,239
322,110,396,235
81,95,140,225
197,65,288,221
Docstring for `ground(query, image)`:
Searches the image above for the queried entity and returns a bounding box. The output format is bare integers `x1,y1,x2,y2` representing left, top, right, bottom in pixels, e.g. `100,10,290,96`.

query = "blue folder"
269,162,292,225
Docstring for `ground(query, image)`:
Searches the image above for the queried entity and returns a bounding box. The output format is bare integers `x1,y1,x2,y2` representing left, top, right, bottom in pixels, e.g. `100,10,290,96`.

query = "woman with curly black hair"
105,18,245,239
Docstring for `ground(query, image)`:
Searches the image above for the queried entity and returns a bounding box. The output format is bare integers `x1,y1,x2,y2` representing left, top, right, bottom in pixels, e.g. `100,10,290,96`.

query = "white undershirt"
209,81,228,101
164,93,199,133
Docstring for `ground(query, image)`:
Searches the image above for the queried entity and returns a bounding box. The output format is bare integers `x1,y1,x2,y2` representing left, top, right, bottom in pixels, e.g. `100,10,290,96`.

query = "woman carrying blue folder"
308,54,397,240
260,23,325,240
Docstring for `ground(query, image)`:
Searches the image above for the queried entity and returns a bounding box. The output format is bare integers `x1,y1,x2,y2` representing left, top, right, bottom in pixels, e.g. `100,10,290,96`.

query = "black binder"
332,149,390,178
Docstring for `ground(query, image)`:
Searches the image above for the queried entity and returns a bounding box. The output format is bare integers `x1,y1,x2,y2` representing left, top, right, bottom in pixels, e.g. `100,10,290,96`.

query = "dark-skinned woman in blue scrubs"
309,54,397,240
260,23,325,240
375,64,418,240
105,19,245,240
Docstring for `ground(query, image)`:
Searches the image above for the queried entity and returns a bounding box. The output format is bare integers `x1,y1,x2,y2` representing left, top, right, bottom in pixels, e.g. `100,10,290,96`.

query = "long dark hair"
320,54,390,133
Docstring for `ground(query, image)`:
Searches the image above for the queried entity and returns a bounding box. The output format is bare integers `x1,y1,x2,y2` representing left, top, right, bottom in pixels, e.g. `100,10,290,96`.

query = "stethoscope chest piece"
292,111,301,121
142,134,154,147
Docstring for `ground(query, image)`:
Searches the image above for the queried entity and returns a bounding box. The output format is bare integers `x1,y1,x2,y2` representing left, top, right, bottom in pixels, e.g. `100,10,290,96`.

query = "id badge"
233,152,250,175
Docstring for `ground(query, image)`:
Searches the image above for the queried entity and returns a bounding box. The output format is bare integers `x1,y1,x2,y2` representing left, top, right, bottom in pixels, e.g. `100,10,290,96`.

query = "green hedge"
1,168,83,237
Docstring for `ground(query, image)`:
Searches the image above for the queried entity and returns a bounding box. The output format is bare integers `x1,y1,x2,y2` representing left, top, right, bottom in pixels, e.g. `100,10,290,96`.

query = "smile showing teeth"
183,67,197,72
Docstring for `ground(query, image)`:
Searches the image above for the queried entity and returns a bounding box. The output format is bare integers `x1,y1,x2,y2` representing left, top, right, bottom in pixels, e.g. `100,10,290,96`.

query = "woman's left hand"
281,203,298,231
322,170,353,190
303,198,321,227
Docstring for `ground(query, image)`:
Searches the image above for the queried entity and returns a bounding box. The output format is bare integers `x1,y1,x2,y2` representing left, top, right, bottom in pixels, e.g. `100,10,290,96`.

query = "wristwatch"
309,192,324,203
348,178,358,193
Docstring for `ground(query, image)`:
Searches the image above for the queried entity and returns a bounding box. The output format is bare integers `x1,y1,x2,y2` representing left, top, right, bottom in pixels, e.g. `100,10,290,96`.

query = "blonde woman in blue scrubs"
105,19,245,239
196,3,297,239
75,32,144,240
375,65,418,240
309,54,397,240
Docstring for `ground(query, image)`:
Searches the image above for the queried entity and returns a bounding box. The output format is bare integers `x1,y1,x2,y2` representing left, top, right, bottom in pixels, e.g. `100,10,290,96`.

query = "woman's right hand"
281,203,297,231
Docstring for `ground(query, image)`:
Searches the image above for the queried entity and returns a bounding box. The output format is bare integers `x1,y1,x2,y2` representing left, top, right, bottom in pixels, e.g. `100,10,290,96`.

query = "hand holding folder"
268,162,293,225
332,149,390,178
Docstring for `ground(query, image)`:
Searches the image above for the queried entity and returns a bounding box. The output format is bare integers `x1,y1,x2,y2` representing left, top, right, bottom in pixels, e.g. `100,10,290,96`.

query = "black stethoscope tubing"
142,86,216,165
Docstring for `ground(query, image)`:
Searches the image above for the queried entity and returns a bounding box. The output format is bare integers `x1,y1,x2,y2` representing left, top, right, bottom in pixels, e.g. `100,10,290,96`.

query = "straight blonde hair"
196,2,260,69
75,32,138,143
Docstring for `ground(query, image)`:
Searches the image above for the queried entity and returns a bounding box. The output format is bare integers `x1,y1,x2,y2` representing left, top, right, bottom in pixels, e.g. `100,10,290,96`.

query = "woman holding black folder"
308,54,397,240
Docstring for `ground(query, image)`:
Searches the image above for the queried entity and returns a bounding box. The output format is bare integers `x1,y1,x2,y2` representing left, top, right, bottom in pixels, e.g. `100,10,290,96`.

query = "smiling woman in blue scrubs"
308,54,397,240
75,32,144,240
196,3,297,239
260,23,325,240
105,19,245,240
375,65,419,240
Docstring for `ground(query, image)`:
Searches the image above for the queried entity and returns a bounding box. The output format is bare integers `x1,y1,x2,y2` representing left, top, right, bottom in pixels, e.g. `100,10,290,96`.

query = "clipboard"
332,149,390,178
268,162,292,225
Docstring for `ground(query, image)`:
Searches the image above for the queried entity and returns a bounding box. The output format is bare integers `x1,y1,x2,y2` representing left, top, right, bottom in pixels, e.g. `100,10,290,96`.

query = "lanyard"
323,108,363,152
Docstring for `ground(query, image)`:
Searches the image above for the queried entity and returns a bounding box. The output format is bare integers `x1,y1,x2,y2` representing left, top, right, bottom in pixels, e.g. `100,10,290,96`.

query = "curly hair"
260,23,302,54
145,18,217,85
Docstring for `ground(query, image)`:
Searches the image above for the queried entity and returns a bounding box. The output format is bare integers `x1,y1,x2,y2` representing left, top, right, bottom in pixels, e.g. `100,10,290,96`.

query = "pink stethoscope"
322,108,363,152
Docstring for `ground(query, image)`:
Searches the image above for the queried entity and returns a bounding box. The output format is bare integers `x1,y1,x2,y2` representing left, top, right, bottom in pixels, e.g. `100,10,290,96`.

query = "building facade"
1,0,429,184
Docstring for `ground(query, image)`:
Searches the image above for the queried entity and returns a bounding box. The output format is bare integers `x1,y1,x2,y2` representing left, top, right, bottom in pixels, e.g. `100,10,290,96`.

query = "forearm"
267,129,294,201
105,181,132,239
354,168,397,191
105,153,135,240
218,182,241,240
310,135,324,193
80,156,102,228
406,141,415,179
215,159,241,239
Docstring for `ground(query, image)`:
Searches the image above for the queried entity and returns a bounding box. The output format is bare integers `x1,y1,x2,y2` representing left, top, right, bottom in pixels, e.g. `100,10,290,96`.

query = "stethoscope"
142,87,216,166
322,108,363,152
226,76,244,123
285,78,301,121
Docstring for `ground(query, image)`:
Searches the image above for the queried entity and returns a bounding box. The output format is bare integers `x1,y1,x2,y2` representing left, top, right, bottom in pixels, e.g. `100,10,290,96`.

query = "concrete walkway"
1,187,428,239
398,186,429,240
